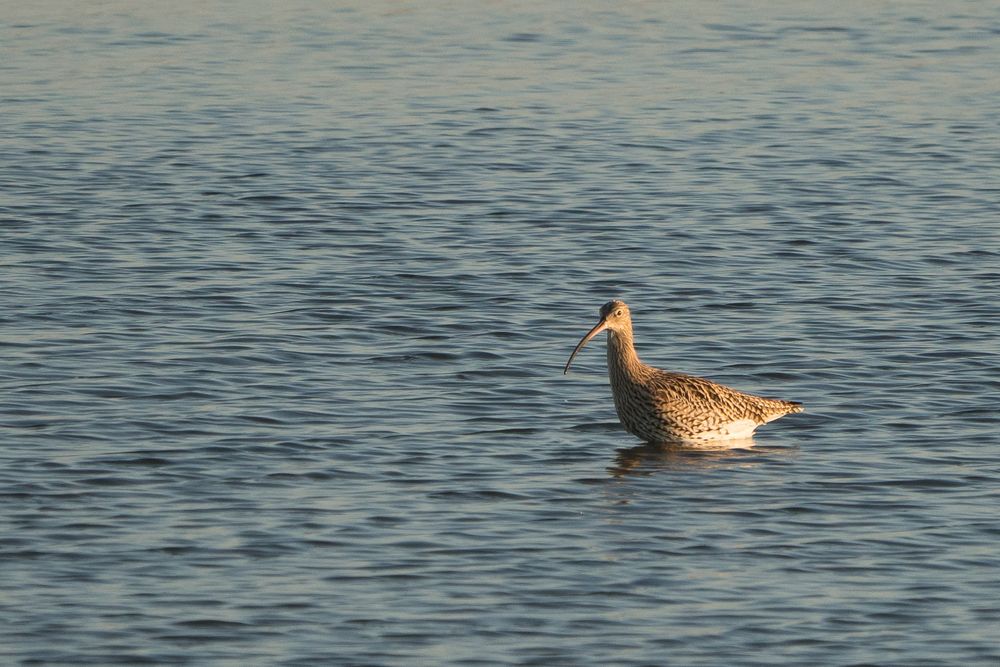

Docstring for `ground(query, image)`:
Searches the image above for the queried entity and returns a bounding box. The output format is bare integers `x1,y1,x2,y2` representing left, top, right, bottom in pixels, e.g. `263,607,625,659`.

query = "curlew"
563,300,803,445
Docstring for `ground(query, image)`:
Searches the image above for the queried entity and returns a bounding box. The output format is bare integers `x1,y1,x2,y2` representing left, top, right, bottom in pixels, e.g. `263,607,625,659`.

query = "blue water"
3,2,999,664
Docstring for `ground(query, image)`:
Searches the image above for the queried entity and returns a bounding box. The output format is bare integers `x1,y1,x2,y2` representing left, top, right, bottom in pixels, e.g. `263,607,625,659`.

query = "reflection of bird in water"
564,300,803,445
608,442,781,478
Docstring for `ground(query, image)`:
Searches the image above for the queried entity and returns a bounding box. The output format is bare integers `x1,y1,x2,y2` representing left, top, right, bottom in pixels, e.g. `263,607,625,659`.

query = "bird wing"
646,371,786,430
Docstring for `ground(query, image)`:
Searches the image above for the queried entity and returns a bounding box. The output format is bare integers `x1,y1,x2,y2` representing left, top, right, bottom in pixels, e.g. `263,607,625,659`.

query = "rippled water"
3,1,999,664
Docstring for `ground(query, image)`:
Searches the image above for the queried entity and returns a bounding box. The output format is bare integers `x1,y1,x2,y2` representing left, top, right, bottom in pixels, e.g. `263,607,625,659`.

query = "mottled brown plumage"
564,300,803,445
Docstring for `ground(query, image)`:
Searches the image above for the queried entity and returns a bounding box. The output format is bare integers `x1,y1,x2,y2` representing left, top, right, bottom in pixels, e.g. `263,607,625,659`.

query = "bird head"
563,300,632,374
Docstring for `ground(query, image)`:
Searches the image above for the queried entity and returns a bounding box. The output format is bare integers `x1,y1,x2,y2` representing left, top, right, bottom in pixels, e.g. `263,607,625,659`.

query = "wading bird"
564,300,803,445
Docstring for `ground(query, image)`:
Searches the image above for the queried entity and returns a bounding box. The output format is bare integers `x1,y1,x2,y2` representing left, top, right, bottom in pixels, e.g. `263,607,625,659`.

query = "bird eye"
615,309,623,317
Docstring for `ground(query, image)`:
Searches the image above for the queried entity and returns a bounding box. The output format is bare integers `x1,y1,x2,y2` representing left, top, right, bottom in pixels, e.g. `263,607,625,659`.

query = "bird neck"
607,327,644,380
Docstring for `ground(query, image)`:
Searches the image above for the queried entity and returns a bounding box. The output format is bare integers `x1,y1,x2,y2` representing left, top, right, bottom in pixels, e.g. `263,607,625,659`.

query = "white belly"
686,419,759,443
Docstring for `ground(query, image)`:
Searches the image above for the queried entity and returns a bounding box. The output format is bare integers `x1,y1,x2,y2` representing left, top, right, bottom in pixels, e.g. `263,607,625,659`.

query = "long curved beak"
563,318,608,374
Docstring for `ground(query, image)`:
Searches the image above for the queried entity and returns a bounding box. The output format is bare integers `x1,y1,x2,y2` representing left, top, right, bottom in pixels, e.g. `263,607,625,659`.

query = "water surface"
2,1,999,664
